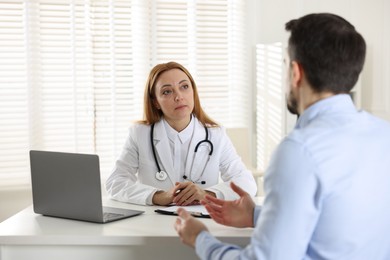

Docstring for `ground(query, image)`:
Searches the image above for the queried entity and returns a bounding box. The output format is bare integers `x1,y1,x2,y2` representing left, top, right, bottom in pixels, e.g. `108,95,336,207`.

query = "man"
174,13,390,259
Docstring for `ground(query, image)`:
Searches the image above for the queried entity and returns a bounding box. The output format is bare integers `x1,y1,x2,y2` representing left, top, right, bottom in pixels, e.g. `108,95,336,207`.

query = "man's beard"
286,90,299,115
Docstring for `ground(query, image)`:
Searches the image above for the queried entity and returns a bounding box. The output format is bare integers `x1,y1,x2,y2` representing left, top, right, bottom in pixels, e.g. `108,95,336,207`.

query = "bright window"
256,42,286,172
0,0,249,188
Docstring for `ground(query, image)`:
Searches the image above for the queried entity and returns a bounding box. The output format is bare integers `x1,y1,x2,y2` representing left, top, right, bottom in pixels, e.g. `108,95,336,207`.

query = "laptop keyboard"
103,212,125,221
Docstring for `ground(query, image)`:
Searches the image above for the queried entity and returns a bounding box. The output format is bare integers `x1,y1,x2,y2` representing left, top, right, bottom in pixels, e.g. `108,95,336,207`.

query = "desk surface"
0,198,262,260
0,199,257,245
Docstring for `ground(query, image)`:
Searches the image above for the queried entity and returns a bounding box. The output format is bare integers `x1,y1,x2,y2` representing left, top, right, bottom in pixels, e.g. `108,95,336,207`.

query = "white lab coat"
105,117,257,205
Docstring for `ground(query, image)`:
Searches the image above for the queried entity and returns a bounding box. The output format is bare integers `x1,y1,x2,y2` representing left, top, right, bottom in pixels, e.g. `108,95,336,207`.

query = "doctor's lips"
175,105,188,110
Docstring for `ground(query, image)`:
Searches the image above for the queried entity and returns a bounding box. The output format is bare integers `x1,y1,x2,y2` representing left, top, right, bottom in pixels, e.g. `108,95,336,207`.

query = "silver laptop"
29,150,144,223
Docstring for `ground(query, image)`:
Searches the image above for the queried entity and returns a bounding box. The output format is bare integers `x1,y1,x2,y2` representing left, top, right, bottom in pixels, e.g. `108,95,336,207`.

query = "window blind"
0,1,29,187
0,0,249,188
256,43,285,172
151,0,248,128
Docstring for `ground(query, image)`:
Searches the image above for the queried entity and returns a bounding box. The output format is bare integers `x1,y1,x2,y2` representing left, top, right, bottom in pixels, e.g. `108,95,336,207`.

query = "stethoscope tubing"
150,122,213,183
150,123,162,173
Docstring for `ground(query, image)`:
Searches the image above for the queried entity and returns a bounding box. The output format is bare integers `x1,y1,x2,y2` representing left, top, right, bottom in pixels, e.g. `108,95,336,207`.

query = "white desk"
0,198,260,260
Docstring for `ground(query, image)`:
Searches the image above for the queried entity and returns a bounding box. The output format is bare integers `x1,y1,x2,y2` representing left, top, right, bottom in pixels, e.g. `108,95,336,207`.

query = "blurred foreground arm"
174,208,208,248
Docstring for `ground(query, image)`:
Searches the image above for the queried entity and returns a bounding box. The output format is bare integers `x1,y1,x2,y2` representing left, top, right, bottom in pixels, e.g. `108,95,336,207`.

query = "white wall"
254,0,390,121
0,188,32,222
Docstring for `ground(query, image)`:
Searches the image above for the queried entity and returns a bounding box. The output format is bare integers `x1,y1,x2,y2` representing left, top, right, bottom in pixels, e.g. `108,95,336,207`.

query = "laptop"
29,150,144,223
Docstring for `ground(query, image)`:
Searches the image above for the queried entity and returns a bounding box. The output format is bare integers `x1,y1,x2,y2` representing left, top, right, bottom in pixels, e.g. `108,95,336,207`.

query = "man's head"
285,13,366,115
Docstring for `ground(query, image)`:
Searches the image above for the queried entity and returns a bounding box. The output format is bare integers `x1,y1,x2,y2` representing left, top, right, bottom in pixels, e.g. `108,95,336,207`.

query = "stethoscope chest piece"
155,170,168,181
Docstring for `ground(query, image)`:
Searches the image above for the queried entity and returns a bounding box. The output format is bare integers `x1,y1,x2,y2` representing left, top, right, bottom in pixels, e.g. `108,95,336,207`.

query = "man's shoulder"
285,110,390,151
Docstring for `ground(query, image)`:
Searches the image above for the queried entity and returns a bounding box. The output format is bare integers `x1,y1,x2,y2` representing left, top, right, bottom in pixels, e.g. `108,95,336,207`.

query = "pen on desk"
187,211,203,217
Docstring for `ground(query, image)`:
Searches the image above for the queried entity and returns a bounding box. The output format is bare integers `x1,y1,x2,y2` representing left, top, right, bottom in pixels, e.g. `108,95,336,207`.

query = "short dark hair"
285,13,366,94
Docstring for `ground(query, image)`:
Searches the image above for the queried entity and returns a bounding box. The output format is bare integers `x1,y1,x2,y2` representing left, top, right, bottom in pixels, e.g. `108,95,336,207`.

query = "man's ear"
290,61,303,89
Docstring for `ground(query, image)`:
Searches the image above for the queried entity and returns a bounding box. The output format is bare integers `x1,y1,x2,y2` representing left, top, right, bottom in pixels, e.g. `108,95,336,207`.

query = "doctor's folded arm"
105,61,257,206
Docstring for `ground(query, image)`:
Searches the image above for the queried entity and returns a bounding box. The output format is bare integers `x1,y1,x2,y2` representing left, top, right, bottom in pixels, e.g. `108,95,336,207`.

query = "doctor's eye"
162,89,173,95
181,84,189,90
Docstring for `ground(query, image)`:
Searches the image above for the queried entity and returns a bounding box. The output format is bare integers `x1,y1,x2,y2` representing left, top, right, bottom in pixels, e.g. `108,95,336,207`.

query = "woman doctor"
106,61,257,206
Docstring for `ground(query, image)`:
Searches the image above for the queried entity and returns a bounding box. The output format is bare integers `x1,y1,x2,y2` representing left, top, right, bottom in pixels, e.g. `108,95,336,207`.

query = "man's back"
174,13,390,260
275,94,390,259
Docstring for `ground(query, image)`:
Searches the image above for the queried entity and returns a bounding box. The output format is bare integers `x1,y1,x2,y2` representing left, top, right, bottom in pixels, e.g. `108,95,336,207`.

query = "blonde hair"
139,61,218,127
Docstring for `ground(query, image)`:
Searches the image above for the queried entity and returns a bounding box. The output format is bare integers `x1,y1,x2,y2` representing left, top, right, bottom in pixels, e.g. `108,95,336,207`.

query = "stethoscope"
150,123,213,184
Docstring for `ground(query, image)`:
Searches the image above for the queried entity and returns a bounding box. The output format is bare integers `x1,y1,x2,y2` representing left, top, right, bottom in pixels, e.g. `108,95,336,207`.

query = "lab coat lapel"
152,121,175,186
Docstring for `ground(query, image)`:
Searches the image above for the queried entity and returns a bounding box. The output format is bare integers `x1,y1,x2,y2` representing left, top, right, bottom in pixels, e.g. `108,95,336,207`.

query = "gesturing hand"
201,182,255,228
174,208,208,248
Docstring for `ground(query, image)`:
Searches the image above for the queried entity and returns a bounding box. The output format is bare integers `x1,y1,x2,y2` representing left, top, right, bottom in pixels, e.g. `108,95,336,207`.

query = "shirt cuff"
253,205,262,226
195,230,214,259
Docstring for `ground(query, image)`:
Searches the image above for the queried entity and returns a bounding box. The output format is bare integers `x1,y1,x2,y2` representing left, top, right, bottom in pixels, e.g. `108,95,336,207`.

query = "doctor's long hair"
140,61,219,127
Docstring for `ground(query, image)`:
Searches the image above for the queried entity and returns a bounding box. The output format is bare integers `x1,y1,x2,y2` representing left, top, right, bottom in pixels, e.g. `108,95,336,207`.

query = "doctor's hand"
152,186,178,206
174,208,208,248
201,182,255,228
173,182,216,206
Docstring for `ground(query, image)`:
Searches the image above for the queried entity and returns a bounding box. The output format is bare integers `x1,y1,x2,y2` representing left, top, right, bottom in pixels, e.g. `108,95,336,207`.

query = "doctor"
106,61,257,206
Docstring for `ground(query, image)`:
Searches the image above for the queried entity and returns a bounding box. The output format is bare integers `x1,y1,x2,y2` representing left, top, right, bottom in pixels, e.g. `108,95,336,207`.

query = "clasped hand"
152,181,213,206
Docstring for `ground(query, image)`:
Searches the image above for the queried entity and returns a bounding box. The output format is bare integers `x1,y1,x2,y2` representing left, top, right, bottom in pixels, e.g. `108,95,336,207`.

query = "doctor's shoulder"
205,124,226,141
126,122,151,142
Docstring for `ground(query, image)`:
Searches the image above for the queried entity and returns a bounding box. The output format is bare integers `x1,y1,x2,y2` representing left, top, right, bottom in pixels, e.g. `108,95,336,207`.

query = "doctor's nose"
174,93,183,102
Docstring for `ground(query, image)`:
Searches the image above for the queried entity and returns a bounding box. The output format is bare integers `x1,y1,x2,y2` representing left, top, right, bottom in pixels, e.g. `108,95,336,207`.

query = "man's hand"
174,208,208,248
201,182,256,228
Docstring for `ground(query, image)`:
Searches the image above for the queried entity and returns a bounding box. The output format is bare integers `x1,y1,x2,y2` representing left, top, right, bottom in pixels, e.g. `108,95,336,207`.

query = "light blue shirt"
195,94,390,259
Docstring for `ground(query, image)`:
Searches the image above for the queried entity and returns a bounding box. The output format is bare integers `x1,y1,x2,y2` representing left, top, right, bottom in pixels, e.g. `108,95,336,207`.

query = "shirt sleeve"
195,138,321,259
195,231,242,259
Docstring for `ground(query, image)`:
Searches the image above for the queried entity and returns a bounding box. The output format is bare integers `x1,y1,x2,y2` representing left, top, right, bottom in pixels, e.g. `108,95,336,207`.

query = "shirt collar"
296,94,357,129
163,115,194,144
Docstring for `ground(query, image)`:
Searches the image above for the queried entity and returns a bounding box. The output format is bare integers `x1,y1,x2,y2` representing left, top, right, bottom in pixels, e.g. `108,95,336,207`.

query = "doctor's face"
154,69,194,129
